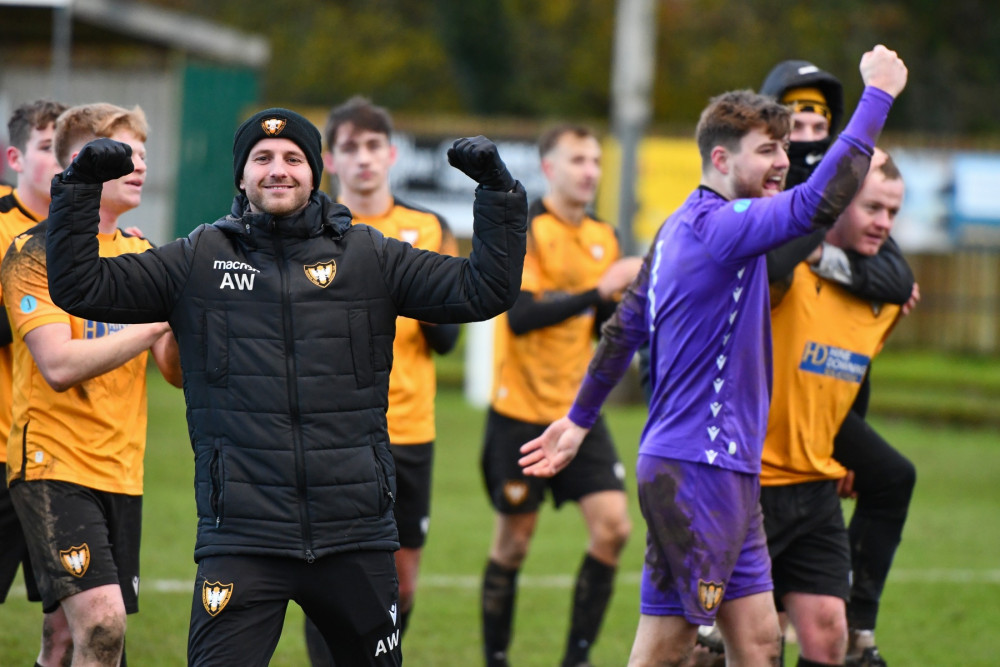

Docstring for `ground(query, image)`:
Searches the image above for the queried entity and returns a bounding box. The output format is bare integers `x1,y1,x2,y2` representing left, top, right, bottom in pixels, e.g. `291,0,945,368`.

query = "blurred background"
1,5,998,664
2,0,1000,362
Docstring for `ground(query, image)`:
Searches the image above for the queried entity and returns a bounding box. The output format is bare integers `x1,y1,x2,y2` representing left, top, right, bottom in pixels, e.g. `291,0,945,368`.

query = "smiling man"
42,107,527,666
519,45,908,666
760,61,917,667
760,149,906,667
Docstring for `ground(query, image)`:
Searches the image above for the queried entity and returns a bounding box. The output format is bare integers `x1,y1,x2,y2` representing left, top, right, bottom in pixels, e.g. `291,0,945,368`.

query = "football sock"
561,553,616,667
847,628,877,658
482,559,519,666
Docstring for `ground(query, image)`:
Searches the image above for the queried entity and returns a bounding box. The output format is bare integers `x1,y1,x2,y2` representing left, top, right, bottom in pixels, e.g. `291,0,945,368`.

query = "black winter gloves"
447,136,516,192
60,138,134,185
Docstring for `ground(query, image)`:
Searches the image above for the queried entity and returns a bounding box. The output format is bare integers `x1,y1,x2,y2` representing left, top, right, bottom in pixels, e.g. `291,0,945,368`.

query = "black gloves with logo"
447,136,516,192
60,138,134,185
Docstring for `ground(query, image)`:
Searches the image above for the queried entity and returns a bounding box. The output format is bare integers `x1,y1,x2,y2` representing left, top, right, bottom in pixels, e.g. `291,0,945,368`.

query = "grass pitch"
1,357,999,665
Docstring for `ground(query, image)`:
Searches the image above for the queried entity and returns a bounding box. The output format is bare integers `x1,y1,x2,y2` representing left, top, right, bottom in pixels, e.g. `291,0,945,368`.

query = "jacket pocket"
205,309,229,387
370,439,394,516
348,308,374,388
209,441,226,527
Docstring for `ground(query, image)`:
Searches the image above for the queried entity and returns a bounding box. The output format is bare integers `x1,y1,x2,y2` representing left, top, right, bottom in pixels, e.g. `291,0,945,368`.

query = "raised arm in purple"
568,86,893,474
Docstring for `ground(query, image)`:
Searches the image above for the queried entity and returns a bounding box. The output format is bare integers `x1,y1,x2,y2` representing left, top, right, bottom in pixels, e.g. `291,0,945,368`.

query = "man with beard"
42,107,527,665
519,46,908,666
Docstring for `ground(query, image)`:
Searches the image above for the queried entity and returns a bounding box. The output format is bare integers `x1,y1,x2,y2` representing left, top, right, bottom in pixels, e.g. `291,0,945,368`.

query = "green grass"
868,347,1000,426
2,360,999,665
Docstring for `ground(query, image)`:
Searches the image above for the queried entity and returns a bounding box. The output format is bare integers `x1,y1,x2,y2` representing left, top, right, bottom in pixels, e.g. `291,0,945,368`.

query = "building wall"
0,66,179,246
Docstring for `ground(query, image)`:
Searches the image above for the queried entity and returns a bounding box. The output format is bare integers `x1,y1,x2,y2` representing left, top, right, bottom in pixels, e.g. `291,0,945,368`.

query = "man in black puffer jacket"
45,108,528,666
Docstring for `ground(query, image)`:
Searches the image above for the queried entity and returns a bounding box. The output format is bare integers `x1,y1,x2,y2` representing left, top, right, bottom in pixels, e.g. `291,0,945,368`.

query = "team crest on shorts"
698,579,725,612
261,117,286,136
59,544,90,577
202,580,235,617
304,260,337,288
503,480,529,506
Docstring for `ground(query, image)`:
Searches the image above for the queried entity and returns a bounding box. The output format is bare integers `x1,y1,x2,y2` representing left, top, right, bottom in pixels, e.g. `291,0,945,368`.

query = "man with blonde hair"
3,102,180,666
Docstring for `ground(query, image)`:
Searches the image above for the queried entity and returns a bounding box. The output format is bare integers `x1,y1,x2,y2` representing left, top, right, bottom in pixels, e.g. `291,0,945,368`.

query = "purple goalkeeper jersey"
568,87,894,474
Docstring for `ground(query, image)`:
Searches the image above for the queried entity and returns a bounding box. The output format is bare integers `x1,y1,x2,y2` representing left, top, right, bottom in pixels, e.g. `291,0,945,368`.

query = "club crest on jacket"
304,260,336,288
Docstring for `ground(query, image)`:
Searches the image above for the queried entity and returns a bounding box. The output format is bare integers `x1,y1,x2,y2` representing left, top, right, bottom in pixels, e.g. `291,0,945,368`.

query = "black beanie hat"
233,108,322,191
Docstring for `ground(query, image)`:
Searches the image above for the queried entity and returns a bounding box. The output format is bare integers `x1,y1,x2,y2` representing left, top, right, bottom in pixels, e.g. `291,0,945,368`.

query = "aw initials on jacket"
214,258,261,291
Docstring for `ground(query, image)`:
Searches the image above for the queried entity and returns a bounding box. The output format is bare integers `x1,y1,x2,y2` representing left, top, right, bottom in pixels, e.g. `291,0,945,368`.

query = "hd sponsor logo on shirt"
799,341,870,383
83,321,130,339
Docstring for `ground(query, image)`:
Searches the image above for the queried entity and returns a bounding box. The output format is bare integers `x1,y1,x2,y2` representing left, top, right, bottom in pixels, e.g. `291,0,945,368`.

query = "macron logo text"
213,260,260,272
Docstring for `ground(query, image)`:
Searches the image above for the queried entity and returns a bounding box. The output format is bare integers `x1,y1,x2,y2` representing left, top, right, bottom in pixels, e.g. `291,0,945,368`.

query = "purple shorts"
636,454,772,625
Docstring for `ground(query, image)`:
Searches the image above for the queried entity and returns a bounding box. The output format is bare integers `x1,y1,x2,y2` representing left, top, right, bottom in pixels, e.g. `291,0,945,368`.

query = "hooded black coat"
46,183,527,562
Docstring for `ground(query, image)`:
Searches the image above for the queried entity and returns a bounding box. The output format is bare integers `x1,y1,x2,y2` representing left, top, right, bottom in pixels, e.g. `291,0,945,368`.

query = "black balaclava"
760,60,844,188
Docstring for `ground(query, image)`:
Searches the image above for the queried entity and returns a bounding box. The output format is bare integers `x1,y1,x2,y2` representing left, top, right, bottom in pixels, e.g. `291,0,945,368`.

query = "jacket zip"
274,230,316,563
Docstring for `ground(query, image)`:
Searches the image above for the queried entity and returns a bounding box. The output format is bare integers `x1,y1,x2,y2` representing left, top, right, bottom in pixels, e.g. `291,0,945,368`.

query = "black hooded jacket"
760,59,845,189
46,181,527,562
760,60,913,305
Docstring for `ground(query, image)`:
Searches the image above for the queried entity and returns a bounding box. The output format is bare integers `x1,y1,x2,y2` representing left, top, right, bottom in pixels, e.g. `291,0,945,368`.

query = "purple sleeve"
798,86,894,208
838,86,895,148
568,254,652,429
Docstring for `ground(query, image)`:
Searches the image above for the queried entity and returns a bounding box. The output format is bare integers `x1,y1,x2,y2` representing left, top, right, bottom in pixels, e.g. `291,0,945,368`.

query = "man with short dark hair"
0,97,71,666
300,96,461,662
480,122,639,667
761,148,908,667
43,106,527,665
520,46,908,666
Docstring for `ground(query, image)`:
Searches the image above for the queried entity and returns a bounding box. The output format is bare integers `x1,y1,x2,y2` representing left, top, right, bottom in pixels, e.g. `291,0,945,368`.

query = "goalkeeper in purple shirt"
520,45,908,666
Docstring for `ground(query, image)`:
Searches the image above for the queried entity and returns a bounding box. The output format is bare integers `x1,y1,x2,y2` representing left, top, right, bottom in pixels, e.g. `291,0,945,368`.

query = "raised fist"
447,136,516,192
860,45,908,98
61,138,135,185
